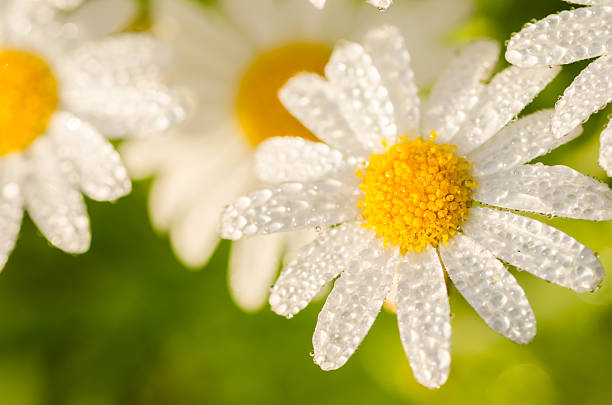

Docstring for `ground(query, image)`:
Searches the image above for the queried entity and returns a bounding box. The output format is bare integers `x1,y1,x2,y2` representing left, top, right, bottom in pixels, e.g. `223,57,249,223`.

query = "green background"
3,0,612,403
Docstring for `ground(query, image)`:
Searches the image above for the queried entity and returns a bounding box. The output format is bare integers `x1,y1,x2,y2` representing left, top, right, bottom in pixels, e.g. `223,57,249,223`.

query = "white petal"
23,138,90,254
325,40,397,153
169,161,252,268
49,112,130,201
351,0,473,87
220,177,361,240
119,134,175,180
148,133,246,231
397,247,451,389
46,0,83,10
423,40,500,143
468,110,582,176
553,55,612,138
453,66,560,154
310,0,326,9
229,233,285,312
63,83,186,138
64,34,173,83
310,0,393,9
2,0,72,47
300,0,358,42
68,0,137,39
474,163,612,221
385,271,399,309
270,223,372,317
463,207,605,292
363,26,419,134
220,0,293,48
283,229,319,264
0,156,24,270
279,73,368,157
564,0,612,5
600,118,612,176
255,137,345,183
367,0,393,8
153,0,253,80
313,239,399,370
439,234,536,344
506,6,612,67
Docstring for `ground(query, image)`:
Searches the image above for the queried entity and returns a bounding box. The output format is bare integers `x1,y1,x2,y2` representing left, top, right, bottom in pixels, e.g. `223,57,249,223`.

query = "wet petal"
439,233,536,343
49,112,130,201
506,6,612,67
313,238,398,370
255,137,345,183
463,207,605,292
453,66,560,153
0,156,24,270
552,55,612,138
364,25,419,134
63,83,186,138
469,110,582,176
23,138,90,254
325,40,397,152
600,118,612,176
397,247,451,389
220,177,361,240
270,223,371,317
423,40,499,142
279,73,368,157
474,164,612,221
65,34,173,83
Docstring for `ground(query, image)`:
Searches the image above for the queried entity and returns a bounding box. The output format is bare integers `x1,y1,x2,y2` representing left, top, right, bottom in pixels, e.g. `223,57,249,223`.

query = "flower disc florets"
358,134,477,254
0,50,58,155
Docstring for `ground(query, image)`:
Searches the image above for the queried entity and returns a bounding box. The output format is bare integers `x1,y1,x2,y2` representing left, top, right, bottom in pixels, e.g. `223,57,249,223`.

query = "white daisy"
119,0,473,312
0,0,185,270
310,0,393,10
220,26,612,388
506,0,612,176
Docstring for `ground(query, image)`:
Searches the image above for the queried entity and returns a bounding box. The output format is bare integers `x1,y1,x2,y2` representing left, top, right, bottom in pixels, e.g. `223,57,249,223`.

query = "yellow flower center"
0,49,59,156
235,43,331,146
358,135,477,254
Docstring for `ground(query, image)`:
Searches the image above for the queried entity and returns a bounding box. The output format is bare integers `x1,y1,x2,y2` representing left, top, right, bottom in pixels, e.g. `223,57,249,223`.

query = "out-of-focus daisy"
220,26,612,388
310,0,392,10
506,0,612,176
0,0,185,270
120,0,472,312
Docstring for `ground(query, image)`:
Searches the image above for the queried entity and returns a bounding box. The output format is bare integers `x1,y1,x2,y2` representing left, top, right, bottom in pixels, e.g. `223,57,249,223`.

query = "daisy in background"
220,26,612,388
120,0,473,312
310,0,392,10
0,0,185,270
506,0,612,177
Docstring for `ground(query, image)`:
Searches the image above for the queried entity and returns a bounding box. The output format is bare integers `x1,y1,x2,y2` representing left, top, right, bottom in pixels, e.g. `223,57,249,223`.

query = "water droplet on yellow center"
0,49,59,156
358,134,478,254
235,43,331,147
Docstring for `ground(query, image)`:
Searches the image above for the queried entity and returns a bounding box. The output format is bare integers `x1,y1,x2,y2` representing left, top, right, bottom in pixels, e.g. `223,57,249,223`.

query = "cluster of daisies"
1,0,611,390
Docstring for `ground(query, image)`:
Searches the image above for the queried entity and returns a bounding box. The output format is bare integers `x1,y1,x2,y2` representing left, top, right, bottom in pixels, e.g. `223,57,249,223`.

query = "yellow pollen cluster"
0,49,59,156
358,135,477,254
235,42,331,146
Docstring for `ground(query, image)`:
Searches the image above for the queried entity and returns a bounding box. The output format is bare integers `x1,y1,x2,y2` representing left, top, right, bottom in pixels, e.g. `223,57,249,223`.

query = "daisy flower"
120,0,473,312
506,0,612,176
310,0,393,10
220,26,612,388
0,0,185,270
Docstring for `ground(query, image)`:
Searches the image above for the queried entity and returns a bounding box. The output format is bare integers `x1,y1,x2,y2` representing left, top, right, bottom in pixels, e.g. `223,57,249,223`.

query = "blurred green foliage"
1,0,611,404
